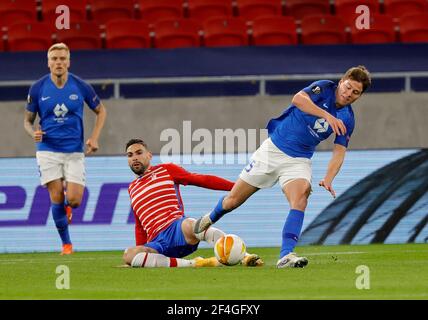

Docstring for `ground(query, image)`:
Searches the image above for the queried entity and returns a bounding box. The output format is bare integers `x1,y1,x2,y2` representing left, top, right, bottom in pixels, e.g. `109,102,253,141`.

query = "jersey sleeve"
302,80,334,105
76,78,101,110
26,81,41,113
334,111,355,148
163,163,234,191
134,211,147,246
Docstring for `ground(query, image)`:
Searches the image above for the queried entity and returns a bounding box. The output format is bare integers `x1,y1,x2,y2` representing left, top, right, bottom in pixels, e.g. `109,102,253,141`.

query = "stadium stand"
285,0,332,20
251,16,298,46
138,0,184,25
350,13,397,44
334,0,380,26
56,21,102,50
203,17,248,47
236,0,283,21
89,0,136,25
105,19,150,49
41,0,88,24
187,0,234,21
301,15,347,45
399,13,428,43
154,18,201,49
0,0,38,29
383,0,428,19
7,22,53,52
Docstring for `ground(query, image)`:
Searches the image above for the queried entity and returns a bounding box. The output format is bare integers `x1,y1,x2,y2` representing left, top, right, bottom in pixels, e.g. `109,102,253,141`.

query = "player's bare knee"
123,247,135,265
66,198,81,208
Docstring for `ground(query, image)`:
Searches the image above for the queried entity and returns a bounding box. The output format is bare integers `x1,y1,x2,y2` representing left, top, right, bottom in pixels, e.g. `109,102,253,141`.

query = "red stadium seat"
236,0,283,21
350,13,396,44
188,0,234,21
335,0,380,26
139,0,184,24
0,30,6,51
56,21,102,50
105,19,150,49
399,13,428,43
203,17,248,47
285,0,331,20
7,23,53,52
301,15,347,45
89,0,136,25
0,0,37,28
252,16,297,46
154,19,201,49
384,0,428,19
42,0,88,24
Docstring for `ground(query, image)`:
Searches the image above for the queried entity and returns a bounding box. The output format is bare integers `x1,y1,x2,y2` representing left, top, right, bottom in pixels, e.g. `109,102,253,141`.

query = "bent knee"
66,197,81,208
123,248,135,265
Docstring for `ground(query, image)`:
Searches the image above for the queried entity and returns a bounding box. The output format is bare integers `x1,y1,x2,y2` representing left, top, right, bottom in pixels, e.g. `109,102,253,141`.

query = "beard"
130,162,147,176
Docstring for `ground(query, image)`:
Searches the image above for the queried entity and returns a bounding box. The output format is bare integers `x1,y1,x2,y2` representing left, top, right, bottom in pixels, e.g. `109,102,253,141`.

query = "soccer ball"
214,234,246,266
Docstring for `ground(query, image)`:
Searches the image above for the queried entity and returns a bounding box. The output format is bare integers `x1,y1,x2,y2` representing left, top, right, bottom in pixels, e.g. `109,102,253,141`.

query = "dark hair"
125,139,148,152
343,65,371,92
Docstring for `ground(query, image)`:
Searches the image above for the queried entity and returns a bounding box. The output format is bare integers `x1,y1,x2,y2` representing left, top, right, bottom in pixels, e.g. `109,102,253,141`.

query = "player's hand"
325,114,346,136
85,138,99,155
319,179,336,198
33,125,45,142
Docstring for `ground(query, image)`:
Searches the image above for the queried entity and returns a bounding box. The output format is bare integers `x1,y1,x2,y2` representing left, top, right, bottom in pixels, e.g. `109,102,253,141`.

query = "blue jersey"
267,80,355,159
26,73,100,153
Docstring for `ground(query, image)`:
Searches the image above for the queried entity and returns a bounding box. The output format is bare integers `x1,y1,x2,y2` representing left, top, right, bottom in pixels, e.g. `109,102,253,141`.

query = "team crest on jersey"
313,118,329,133
69,94,79,100
150,173,157,180
311,86,321,94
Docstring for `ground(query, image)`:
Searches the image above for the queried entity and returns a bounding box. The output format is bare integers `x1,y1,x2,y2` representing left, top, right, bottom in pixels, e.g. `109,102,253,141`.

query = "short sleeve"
334,113,355,148
26,82,40,113
77,78,100,110
302,80,334,104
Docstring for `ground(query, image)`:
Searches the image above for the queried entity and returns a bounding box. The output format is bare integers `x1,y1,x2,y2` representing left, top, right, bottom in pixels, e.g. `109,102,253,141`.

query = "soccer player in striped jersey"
122,139,264,268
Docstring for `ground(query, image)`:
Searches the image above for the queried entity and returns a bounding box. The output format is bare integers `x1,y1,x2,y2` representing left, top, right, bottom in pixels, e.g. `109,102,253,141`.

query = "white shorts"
36,151,86,186
239,138,312,189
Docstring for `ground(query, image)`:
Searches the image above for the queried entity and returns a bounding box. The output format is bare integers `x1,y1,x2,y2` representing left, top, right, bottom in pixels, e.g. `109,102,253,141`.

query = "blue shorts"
145,217,199,258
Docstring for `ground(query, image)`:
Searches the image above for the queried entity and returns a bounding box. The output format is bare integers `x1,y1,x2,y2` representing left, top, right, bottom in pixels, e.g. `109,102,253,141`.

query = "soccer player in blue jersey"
194,66,371,268
23,43,107,255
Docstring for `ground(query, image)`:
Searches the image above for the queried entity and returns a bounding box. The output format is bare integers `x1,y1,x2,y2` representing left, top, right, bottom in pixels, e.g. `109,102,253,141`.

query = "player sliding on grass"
122,139,264,268
194,66,372,268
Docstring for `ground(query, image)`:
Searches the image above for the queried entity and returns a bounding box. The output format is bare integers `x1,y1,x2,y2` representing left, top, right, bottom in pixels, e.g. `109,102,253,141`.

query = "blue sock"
209,196,231,223
280,209,304,258
52,203,71,245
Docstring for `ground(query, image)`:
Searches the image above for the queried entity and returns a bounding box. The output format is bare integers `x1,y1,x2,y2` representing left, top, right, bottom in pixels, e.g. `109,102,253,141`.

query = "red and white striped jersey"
128,163,234,245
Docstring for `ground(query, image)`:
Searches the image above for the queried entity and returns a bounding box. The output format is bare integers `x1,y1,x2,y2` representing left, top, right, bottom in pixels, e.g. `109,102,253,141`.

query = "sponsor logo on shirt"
53,103,69,123
313,118,329,133
41,96,50,101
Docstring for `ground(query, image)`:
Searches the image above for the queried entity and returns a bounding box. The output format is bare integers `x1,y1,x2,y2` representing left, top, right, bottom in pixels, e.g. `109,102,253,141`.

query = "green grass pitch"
1,243,427,300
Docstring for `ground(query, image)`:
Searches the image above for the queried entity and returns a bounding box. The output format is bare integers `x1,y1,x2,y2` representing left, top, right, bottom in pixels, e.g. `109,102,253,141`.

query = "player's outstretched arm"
86,102,107,154
319,144,347,198
292,91,347,136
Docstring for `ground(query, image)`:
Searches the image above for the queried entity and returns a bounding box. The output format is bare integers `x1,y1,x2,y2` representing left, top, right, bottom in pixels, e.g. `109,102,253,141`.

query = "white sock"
131,252,194,268
202,226,226,245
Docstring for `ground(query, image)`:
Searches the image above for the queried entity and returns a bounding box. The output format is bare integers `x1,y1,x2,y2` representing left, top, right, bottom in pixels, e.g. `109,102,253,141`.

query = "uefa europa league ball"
214,234,246,266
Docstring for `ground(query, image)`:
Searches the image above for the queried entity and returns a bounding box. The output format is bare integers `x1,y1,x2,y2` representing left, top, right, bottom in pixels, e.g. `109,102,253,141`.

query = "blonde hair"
47,43,70,59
